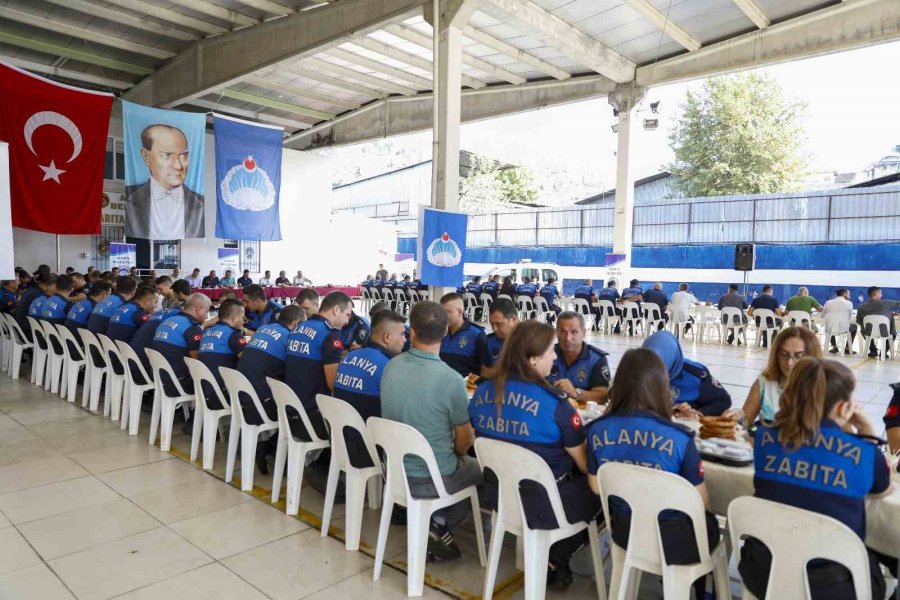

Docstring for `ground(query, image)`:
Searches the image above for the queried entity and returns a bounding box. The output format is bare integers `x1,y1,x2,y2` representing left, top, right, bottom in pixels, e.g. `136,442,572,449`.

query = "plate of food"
696,416,753,466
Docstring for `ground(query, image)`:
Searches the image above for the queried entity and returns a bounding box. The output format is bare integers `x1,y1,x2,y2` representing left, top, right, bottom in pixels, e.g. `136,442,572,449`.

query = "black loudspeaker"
734,243,755,271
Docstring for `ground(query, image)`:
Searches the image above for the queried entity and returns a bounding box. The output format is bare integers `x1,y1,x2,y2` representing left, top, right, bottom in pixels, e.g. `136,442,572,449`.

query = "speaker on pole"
734,243,755,271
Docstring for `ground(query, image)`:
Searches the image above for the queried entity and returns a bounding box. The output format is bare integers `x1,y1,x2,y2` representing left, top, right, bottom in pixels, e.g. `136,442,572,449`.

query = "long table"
191,286,360,301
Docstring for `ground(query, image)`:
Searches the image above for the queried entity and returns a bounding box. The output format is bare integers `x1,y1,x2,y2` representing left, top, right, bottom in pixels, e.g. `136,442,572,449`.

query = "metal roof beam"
189,98,311,129
163,0,258,28
42,0,199,41
275,63,388,98
324,47,433,89
1,55,135,89
637,0,900,87
732,0,770,29
231,0,294,17
482,0,635,82
304,57,420,96
462,25,570,80
123,0,429,108
623,0,701,51
285,74,617,149
221,89,335,120
102,0,229,36
243,75,360,110
352,37,487,88
0,31,153,75
0,6,175,60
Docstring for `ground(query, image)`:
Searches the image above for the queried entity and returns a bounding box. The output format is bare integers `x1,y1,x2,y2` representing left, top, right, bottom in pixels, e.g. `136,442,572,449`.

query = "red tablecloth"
192,285,361,301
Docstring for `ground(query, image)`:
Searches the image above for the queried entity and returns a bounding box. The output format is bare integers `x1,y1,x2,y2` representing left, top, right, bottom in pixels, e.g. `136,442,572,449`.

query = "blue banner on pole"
213,114,283,241
417,207,467,287
218,248,239,274
109,243,136,270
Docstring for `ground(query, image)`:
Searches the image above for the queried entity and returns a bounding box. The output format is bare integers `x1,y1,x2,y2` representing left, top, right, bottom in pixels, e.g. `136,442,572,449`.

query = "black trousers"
739,537,886,600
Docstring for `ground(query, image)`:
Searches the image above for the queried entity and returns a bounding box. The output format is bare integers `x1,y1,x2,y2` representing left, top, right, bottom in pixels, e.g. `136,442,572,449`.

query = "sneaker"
547,564,573,591
426,524,461,562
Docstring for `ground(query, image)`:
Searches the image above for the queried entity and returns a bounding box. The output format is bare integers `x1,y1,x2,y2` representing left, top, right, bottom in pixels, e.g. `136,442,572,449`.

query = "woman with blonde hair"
724,326,821,424
740,358,890,599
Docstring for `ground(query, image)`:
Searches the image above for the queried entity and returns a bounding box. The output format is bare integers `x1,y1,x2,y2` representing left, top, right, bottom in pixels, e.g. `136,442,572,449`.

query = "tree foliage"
666,73,808,197
458,155,538,213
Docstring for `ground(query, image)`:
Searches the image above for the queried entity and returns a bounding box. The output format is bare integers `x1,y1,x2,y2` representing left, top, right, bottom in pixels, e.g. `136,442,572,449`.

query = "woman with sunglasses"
723,326,821,424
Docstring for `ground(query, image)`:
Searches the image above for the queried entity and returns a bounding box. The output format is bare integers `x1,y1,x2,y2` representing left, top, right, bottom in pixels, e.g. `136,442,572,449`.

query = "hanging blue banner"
213,114,283,241
417,207,467,287
109,243,136,270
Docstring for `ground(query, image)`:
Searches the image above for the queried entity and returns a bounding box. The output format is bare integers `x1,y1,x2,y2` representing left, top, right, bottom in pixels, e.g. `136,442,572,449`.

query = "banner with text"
218,248,239,274
109,243,136,270
417,207,467,287
0,143,13,279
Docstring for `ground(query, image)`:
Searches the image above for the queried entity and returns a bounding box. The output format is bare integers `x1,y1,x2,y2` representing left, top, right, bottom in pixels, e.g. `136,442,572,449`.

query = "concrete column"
608,84,646,272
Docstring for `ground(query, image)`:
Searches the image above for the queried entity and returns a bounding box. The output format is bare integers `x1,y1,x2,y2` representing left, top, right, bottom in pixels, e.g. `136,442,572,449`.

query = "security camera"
650,101,660,114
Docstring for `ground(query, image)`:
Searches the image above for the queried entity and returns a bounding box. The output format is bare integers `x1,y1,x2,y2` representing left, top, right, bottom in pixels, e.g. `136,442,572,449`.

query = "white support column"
609,84,646,273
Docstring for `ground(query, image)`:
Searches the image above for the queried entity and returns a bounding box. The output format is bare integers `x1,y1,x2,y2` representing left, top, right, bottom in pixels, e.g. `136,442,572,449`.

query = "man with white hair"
151,293,211,395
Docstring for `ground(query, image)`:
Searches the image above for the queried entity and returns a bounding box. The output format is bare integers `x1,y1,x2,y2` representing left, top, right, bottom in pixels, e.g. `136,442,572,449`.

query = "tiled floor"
0,331,898,600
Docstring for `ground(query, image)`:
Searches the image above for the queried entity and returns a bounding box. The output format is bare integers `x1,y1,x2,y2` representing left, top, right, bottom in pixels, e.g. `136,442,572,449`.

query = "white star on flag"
39,160,66,183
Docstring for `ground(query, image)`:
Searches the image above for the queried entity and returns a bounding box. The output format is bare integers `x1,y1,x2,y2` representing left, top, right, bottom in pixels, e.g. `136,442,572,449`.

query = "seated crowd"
3,263,899,597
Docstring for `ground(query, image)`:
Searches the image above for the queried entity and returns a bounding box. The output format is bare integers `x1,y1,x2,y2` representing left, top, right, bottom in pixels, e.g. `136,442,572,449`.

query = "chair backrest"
862,314,891,339
597,462,712,569
268,377,326,440
622,301,641,320
184,357,230,411
475,437,571,536
367,416,449,502
728,496,871,600
115,340,153,385
0,314,8,339
40,320,64,356
786,310,812,327
497,294,512,302
516,295,533,310
823,313,850,335
4,314,30,346
642,302,662,320
573,298,591,317
316,393,379,469
463,292,477,306
77,328,106,369
480,293,493,304
217,367,277,426
753,308,778,329
97,334,125,375
597,299,616,318
27,317,48,350
55,325,84,362
721,307,744,326
533,295,550,313
361,288,371,300
145,348,190,399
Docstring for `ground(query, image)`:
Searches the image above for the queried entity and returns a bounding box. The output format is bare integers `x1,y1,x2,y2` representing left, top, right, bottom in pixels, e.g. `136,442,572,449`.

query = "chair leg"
81,363,91,407
482,517,506,600
470,493,487,567
405,502,432,597
321,454,341,536
159,399,177,452
342,469,367,551
588,523,608,600
119,383,130,430
522,530,550,600
713,550,733,600
201,411,218,470
271,430,287,503
285,442,304,516
110,377,124,422
608,545,627,600
148,391,161,445
373,497,394,582
67,363,82,403
128,386,144,435
225,416,240,483
240,425,258,491
189,403,203,463
367,474,383,510
89,368,104,412
102,372,112,417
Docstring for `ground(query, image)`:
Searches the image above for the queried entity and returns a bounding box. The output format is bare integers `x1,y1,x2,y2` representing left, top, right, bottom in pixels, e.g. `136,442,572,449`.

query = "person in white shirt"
258,270,272,287
292,270,312,286
669,283,700,327
184,268,203,288
821,288,857,354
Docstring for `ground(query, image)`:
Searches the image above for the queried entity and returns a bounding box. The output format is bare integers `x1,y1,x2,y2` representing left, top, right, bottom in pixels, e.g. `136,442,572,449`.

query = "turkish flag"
0,61,113,234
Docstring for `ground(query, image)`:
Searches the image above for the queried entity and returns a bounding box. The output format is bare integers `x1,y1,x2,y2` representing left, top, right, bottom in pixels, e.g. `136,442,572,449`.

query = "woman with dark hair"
724,326,821,424
499,276,517,298
586,348,724,587
740,358,890,600
470,320,601,590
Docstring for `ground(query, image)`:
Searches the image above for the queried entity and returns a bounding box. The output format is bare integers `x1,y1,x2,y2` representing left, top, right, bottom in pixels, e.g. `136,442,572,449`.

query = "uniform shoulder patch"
238,336,248,346
193,333,202,342
570,412,582,429
886,405,899,418
332,338,344,350
141,313,150,321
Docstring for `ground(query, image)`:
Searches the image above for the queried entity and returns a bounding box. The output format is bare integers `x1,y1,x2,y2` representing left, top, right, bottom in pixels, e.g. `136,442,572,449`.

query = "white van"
467,260,626,289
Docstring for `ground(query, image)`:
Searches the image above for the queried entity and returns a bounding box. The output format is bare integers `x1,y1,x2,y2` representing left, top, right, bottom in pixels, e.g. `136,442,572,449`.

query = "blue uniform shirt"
643,288,669,311
130,309,178,375
482,333,505,368
239,322,292,404
622,286,644,299
539,284,559,308
87,293,125,335
466,281,483,295
41,293,73,325
15,286,44,335
106,301,151,344
151,312,203,391
28,294,48,319
340,313,371,348
573,284,594,301
333,342,392,422
547,343,611,390
237,276,253,287
753,420,890,539
471,378,584,477
65,298,96,334
596,286,619,303
516,283,537,298
482,280,499,299
670,360,732,416
199,322,247,390
1,288,17,315
285,314,344,411
246,299,283,331
440,320,488,378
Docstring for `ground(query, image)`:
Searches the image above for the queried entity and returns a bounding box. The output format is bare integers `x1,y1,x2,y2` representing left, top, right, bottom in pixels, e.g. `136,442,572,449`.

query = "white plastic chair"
316,394,383,550
77,328,108,412
597,299,619,334
823,314,851,355
669,308,695,342
26,317,49,387
360,287,373,314
721,307,747,346
40,320,66,395
572,298,597,332
0,314,11,373
145,348,197,453
368,416,487,597
4,314,33,380
752,309,780,349
116,341,155,434
55,325,82,402
728,496,871,600
533,296,556,324
516,295,536,321
621,301,643,337
98,334,127,423
219,367,279,491
476,438,607,600
479,293,493,322
184,357,233,469
861,315,892,360
596,462,731,600
463,292,479,320
642,303,665,336
498,294,512,302
267,378,329,510
784,310,813,330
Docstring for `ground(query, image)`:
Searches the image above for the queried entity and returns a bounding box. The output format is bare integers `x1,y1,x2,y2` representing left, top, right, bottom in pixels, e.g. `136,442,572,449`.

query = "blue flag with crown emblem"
213,114,282,241
417,207,467,287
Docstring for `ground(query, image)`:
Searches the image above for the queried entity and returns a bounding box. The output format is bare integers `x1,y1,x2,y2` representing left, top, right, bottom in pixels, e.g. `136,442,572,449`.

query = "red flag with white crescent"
0,61,113,234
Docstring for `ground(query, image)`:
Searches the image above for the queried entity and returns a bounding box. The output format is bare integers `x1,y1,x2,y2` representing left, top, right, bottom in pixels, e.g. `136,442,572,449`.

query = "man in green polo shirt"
785,286,822,330
381,301,480,562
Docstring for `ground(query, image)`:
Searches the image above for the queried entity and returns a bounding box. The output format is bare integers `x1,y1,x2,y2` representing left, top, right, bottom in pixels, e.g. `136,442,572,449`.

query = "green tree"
666,73,808,197
458,155,538,213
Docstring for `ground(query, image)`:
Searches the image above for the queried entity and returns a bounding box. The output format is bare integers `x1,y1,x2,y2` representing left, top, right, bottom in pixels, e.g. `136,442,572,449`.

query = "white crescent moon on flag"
23,111,83,163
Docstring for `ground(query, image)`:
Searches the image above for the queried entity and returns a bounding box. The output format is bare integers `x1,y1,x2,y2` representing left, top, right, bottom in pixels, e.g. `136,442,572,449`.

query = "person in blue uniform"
481,298,518,378
87,277,137,336
295,287,320,322
150,294,211,395
595,280,621,332
574,278,602,330
130,308,178,375
465,276,485,320
642,331,732,417
739,358,890,600
482,275,500,301
0,278,17,315
69,272,87,302
439,293,488,378
586,348,723,597
641,282,670,331
539,278,562,323
516,277,538,299
198,299,247,409
340,310,371,350
333,309,407,466
40,275,75,326
17,273,56,339
66,282,112,336
622,279,644,301
106,286,159,344
547,311,610,405
242,284,283,332
471,320,601,590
